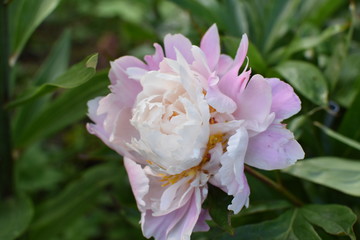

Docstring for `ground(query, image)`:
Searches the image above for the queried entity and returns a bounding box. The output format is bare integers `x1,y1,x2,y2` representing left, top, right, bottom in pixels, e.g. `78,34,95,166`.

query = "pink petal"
218,34,248,94
233,74,272,123
164,33,194,63
216,54,234,77
268,78,301,120
206,75,237,114
142,188,207,240
124,158,150,210
144,43,165,70
109,56,148,85
200,24,220,71
86,97,110,145
245,123,305,170
232,34,249,72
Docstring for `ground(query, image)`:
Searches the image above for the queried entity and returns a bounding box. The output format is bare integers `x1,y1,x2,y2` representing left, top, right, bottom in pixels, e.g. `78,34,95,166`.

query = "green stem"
245,165,304,207
0,1,14,199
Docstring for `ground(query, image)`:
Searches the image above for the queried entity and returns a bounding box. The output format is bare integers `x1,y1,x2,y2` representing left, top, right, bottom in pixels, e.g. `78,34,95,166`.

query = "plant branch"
0,1,14,199
245,165,304,207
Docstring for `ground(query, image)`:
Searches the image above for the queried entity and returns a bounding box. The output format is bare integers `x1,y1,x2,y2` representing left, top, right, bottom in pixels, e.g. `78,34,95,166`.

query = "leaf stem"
0,1,14,198
245,165,304,207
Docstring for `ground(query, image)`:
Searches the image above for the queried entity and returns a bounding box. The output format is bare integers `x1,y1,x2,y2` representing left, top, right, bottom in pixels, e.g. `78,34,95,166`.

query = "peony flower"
87,24,304,240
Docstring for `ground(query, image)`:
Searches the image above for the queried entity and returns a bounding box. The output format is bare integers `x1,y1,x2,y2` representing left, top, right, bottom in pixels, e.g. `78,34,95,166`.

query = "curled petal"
245,123,305,170
145,43,165,70
268,78,301,120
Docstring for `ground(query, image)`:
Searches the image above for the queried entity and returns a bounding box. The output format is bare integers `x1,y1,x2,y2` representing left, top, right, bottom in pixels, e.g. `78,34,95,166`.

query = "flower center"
159,133,225,187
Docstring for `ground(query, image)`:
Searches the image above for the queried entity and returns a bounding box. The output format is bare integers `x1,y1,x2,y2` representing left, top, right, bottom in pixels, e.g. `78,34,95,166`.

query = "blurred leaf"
334,53,360,107
302,205,356,240
9,0,61,65
262,0,301,54
270,24,346,63
305,0,345,26
169,0,220,27
13,30,71,140
283,157,360,197
33,29,71,85
14,71,109,147
16,144,64,193
28,161,122,240
221,0,248,37
314,122,360,151
206,185,234,234
222,209,321,240
275,61,328,106
8,54,98,108
0,193,33,240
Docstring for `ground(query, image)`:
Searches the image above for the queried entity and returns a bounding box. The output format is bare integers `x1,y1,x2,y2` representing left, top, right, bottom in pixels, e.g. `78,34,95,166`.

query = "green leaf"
275,60,328,106
302,205,357,240
206,185,234,234
13,30,71,140
222,209,321,240
8,54,98,108
0,193,33,240
237,200,291,216
28,161,122,240
314,121,360,151
262,0,302,54
283,157,360,197
270,23,346,63
14,70,109,147
9,0,61,65
222,204,357,240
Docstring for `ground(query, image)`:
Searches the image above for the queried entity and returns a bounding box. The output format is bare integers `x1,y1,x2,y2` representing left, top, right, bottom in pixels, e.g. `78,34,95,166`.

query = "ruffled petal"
200,24,220,71
164,33,194,64
228,175,250,214
245,123,305,170
217,127,248,196
144,43,165,70
142,188,207,240
268,78,301,120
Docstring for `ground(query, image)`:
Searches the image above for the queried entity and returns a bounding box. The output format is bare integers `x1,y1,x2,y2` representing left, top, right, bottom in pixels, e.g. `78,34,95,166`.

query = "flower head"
87,24,304,240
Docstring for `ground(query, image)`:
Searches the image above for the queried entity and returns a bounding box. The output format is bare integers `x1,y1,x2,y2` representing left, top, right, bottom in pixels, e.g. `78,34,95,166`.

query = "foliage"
1,0,360,239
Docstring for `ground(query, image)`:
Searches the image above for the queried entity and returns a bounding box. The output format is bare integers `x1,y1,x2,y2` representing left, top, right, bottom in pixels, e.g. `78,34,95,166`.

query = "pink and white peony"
87,24,304,240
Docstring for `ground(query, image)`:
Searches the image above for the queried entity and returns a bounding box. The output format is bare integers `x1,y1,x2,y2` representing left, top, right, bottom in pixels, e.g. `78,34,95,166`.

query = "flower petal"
233,74,272,125
142,188,207,240
245,123,305,170
268,78,301,120
124,157,150,210
200,24,220,71
144,43,165,70
228,175,250,214
164,33,194,63
217,127,248,196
